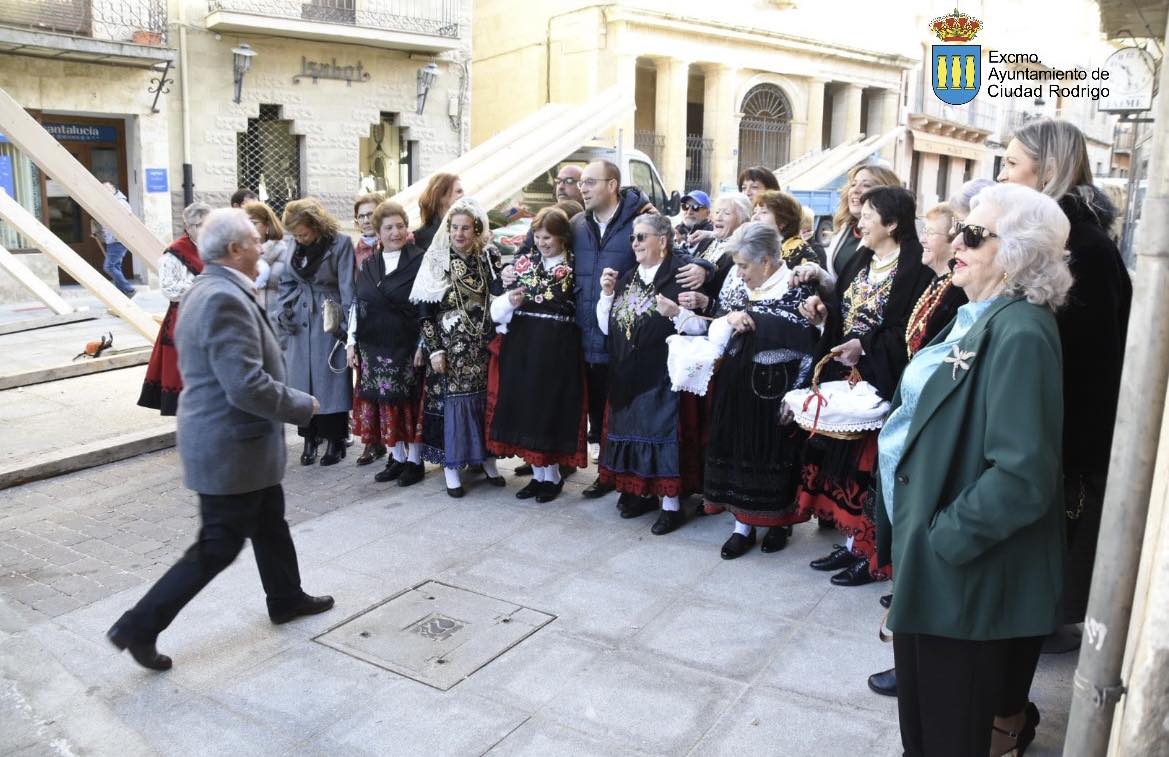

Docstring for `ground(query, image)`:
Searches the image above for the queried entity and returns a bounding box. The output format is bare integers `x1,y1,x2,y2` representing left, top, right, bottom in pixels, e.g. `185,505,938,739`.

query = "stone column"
655,57,690,194
702,64,740,194
802,78,826,155
878,88,901,161
614,52,639,150
829,83,863,147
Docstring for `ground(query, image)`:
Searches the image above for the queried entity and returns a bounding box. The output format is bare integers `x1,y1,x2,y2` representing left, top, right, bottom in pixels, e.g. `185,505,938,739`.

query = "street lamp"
232,42,257,104
416,62,440,115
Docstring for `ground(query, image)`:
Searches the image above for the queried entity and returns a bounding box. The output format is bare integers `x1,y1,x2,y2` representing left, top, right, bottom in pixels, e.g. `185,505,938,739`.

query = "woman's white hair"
970,184,1073,311
724,221,781,265
715,193,753,227
197,208,255,263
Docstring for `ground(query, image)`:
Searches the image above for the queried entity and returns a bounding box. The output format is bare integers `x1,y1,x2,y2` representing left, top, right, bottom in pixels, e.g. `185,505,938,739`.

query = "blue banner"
0,156,13,198
43,123,118,143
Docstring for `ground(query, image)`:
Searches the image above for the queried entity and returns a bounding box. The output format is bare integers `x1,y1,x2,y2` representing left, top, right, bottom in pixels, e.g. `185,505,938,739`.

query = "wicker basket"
786,353,884,440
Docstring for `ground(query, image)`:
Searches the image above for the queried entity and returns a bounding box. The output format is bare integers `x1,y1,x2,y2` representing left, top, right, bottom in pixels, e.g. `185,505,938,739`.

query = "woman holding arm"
242,201,293,341
877,183,1072,755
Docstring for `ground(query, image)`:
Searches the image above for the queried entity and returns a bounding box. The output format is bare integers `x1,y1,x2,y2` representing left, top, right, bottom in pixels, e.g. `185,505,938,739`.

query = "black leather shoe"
559,465,576,479
270,594,335,625
761,526,792,553
484,475,506,487
867,667,897,697
107,624,172,671
515,479,541,499
830,558,875,586
374,460,405,482
447,486,465,498
582,477,615,499
619,495,658,519
320,440,346,466
300,438,319,465
817,516,836,530
810,545,857,571
535,480,564,503
356,444,386,466
396,462,424,487
721,528,757,559
515,463,533,476
650,509,685,535
879,593,893,609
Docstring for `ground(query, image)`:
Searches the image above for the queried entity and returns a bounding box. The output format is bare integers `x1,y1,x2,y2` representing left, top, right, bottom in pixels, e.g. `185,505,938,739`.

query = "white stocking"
443,467,461,489
406,443,421,464
845,535,855,552
481,457,499,478
391,442,407,463
532,464,547,483
662,495,681,512
734,520,752,536
544,464,562,484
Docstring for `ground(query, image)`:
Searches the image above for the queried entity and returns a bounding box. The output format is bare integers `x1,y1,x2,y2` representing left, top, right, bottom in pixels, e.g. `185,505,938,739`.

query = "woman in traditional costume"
795,186,932,586
138,202,212,415
411,197,505,497
662,222,821,558
346,200,426,487
596,213,701,535
487,207,587,502
349,191,388,466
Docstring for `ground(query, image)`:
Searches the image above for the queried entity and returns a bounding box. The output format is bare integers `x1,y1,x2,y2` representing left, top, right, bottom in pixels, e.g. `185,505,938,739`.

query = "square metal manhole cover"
314,581,556,690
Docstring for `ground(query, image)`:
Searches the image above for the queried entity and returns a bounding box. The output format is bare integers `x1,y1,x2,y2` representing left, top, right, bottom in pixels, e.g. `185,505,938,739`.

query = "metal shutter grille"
236,104,302,215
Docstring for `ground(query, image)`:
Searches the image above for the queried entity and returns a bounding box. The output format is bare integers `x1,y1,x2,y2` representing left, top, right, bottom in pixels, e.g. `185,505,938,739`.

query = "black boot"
300,437,319,465
320,439,346,466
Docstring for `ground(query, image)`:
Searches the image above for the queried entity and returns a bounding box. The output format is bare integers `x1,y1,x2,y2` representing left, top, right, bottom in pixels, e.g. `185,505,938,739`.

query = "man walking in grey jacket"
107,208,333,670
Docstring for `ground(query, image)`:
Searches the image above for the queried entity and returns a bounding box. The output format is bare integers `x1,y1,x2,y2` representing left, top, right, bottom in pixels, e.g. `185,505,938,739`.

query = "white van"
519,146,680,216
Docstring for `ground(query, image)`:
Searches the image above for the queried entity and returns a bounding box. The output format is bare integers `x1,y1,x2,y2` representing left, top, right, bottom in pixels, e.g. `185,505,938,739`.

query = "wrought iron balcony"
206,0,461,47
0,0,167,46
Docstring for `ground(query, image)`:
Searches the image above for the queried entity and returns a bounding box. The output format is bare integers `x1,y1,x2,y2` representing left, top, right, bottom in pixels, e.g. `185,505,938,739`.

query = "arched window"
737,84,792,173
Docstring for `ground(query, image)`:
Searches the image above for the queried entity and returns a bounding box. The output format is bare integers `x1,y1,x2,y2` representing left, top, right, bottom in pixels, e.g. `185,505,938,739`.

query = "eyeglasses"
356,213,374,221
579,178,613,189
955,223,999,248
629,232,664,244
554,177,579,186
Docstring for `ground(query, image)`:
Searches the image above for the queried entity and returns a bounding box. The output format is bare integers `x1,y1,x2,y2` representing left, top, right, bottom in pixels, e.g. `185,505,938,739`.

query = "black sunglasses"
630,232,661,244
554,177,578,186
680,202,700,211
955,223,999,248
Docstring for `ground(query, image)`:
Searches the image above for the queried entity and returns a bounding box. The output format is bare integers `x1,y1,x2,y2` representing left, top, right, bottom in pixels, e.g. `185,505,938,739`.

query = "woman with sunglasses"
876,183,1071,756
999,119,1132,648
796,185,933,587
411,197,505,497
349,192,388,467
595,213,700,535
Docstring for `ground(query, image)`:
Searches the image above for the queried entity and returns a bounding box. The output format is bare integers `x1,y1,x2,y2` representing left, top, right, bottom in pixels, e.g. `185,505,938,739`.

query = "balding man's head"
555,164,584,204
580,160,620,213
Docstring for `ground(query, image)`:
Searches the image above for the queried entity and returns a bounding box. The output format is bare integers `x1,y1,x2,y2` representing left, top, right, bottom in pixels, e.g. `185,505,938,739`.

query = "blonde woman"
276,198,355,467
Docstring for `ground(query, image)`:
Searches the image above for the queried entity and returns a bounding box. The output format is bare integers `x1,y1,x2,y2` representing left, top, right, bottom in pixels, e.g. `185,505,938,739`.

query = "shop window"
359,114,412,195
0,138,44,251
237,104,302,215
936,154,950,201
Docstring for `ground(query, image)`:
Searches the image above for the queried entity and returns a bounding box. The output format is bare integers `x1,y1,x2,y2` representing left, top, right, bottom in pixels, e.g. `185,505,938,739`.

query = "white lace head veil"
409,196,492,304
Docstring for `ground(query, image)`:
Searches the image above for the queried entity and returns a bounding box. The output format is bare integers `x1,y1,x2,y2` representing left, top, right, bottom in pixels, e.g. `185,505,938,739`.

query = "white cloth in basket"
666,316,734,396
783,379,891,434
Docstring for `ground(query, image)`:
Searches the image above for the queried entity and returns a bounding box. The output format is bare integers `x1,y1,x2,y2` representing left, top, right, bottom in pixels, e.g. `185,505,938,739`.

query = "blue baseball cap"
682,190,711,209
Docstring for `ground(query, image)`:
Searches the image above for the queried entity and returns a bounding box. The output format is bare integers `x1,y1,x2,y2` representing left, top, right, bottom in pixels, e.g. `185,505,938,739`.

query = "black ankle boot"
320,439,346,466
300,437,320,465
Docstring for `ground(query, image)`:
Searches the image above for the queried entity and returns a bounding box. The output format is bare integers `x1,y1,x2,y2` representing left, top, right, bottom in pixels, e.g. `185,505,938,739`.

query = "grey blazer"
175,264,316,495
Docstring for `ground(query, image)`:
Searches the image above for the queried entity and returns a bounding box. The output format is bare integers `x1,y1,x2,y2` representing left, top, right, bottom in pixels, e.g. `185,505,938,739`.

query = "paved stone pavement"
0,444,1076,756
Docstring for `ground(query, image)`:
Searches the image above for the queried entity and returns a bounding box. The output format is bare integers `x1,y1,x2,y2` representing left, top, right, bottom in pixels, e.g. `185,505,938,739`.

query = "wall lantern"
232,42,257,104
416,62,440,115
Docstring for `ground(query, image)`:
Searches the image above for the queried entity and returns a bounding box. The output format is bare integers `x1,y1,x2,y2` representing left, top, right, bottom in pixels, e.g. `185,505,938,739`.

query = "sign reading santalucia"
984,52,1112,101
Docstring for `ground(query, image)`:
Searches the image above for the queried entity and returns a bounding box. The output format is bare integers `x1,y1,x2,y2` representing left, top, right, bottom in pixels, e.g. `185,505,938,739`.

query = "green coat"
876,297,1065,640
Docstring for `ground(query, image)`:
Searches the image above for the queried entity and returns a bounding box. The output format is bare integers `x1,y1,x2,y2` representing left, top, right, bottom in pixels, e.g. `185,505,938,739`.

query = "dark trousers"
297,411,348,442
893,633,1044,756
1063,471,1107,623
585,362,608,444
116,484,304,643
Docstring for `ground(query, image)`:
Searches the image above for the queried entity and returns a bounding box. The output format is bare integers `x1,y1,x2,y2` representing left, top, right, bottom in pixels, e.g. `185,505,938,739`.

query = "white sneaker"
588,442,600,464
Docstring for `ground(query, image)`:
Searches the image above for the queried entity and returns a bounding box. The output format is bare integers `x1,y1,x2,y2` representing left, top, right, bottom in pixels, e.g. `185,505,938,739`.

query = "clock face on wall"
1101,47,1158,112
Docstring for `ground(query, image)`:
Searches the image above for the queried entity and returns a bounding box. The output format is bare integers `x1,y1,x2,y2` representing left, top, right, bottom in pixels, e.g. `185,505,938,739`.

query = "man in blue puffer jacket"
571,160,711,498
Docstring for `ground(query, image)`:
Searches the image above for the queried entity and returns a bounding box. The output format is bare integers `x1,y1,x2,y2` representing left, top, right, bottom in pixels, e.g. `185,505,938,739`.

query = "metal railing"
0,0,168,45
634,130,664,168
684,134,713,194
208,0,460,39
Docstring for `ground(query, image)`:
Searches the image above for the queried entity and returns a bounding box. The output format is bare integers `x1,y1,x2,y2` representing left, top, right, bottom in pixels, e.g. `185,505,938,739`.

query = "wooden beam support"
0,242,73,314
0,86,166,268
0,190,158,342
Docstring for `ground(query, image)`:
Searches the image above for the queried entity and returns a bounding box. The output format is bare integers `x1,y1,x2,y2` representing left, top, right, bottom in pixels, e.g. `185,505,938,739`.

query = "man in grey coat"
107,209,334,671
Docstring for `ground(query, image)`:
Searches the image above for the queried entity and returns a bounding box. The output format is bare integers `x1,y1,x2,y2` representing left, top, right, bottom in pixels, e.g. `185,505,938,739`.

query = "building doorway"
737,84,792,173
37,116,130,286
